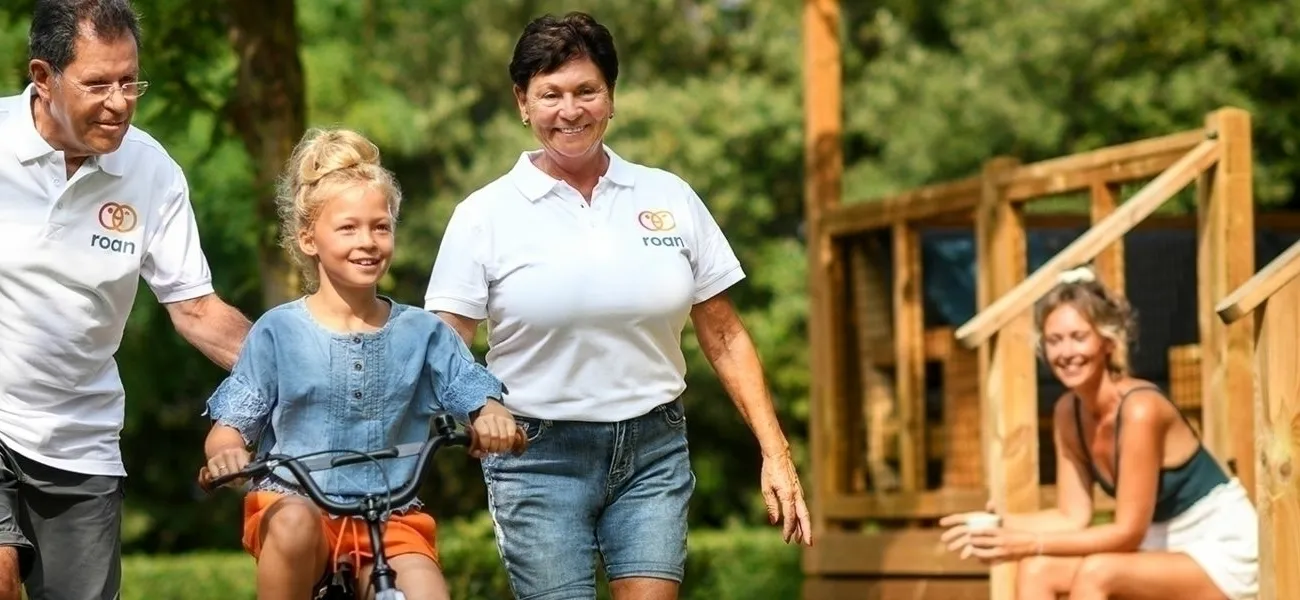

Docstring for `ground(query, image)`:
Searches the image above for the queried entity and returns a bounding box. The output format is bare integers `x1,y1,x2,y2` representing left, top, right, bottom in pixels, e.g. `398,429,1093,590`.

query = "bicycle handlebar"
200,413,526,516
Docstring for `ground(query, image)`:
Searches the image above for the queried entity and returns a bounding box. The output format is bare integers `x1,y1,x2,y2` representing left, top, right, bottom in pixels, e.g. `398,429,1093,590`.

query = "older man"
0,1,252,598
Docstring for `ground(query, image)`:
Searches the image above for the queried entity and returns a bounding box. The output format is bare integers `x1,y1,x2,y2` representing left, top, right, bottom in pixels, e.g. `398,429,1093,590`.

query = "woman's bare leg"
1016,555,1082,600
1068,552,1228,600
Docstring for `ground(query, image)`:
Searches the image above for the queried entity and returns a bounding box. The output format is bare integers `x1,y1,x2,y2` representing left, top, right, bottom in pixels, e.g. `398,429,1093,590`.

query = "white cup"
964,512,1001,531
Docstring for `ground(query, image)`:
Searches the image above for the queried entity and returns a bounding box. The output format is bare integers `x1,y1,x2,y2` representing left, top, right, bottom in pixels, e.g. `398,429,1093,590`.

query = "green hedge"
121,516,802,599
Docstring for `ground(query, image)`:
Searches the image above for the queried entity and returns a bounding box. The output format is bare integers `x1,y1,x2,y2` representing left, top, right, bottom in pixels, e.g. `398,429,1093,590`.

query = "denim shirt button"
353,362,362,371
352,336,361,344
353,390,362,399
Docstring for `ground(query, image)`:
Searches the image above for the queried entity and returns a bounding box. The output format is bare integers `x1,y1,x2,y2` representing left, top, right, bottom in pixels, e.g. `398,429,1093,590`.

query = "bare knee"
609,576,678,600
1070,554,1121,595
1017,555,1053,588
260,498,325,559
1016,556,1074,599
0,547,20,600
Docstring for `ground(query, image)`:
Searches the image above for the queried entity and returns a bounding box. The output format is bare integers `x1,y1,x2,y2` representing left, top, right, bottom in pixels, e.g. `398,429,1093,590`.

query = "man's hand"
469,400,524,458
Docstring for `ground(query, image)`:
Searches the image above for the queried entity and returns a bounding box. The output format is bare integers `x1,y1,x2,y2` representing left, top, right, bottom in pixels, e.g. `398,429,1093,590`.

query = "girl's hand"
202,446,252,490
469,400,525,458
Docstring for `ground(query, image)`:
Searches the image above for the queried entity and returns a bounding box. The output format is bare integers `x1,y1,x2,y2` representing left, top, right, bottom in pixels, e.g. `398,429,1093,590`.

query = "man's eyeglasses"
54,69,149,100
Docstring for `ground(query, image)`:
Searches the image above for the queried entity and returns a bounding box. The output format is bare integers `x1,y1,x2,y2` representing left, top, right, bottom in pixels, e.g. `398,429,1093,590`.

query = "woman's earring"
522,118,530,127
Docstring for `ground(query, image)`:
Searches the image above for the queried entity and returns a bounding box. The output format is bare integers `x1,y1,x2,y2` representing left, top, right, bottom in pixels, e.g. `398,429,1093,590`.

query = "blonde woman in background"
939,266,1257,600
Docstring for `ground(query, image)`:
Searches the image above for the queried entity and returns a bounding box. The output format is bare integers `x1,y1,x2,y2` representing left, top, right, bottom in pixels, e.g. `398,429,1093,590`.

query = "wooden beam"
803,530,988,576
822,486,1117,521
824,177,981,237
822,129,1206,238
893,222,927,491
998,130,1205,198
1197,108,1256,498
1004,147,1190,202
1091,181,1127,370
976,157,1037,600
801,577,989,600
802,0,844,539
1253,275,1300,600
922,211,1300,232
955,139,1220,349
1216,240,1300,324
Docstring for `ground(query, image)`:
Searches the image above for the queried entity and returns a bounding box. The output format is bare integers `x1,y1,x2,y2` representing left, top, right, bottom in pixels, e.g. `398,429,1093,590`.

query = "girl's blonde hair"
275,128,403,293
1032,265,1137,377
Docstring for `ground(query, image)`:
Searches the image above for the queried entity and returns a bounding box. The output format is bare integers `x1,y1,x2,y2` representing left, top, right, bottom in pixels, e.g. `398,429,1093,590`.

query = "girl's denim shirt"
204,297,503,503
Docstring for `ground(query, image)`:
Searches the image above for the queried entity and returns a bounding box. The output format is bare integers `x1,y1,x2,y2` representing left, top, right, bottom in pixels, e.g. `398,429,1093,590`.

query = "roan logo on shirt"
91,201,139,255
638,209,684,247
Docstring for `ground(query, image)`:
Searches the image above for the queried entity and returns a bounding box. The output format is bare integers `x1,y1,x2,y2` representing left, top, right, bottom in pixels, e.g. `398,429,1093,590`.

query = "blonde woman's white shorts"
1139,478,1258,600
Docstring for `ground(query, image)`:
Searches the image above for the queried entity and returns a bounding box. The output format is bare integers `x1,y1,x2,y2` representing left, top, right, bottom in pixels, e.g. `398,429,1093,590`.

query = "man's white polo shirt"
425,146,745,422
0,85,215,476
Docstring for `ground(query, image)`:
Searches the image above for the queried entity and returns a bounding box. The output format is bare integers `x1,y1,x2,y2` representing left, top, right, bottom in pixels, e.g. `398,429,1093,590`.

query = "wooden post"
802,0,843,542
893,222,927,491
1197,108,1256,498
1254,275,1300,600
976,157,1038,600
1090,182,1127,369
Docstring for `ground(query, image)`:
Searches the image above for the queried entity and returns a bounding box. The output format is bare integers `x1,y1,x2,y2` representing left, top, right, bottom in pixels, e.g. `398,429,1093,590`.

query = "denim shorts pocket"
656,399,687,429
514,415,551,443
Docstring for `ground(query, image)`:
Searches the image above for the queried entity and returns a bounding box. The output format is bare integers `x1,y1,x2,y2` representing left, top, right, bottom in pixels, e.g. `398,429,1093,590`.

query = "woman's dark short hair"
509,12,618,92
29,0,141,71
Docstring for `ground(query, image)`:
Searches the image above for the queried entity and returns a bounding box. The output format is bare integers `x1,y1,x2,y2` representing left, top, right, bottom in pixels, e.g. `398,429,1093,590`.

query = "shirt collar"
7,84,126,178
509,144,637,203
9,84,57,164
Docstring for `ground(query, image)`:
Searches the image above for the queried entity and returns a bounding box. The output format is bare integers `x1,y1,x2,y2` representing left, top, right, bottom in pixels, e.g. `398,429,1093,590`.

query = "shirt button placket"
351,336,364,405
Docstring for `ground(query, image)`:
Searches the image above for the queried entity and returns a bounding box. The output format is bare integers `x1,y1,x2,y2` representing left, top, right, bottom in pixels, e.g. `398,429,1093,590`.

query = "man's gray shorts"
0,443,122,600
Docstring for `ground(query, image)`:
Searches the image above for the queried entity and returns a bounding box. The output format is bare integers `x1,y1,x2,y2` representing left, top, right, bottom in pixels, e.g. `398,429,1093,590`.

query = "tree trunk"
222,0,306,308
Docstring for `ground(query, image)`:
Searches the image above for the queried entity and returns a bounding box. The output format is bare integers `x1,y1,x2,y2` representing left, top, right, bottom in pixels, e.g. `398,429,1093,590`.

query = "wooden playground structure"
800,0,1299,598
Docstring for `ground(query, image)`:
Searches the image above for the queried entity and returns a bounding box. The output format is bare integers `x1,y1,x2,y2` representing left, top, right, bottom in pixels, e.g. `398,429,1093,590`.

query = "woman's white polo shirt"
424,147,744,422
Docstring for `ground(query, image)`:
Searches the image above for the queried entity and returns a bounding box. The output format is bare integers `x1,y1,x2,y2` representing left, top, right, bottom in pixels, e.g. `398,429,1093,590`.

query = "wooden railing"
953,139,1219,348
932,108,1254,600
1216,241,1300,600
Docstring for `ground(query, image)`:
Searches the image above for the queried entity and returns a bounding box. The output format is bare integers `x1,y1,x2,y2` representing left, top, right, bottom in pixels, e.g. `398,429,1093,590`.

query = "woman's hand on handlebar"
202,445,252,489
469,400,526,459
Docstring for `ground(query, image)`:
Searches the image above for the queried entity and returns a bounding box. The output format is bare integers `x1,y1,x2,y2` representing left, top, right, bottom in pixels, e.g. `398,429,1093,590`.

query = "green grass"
119,519,802,599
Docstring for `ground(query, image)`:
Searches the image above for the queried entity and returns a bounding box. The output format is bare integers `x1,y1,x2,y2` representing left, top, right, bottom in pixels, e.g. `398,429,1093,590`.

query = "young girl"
199,128,520,600
939,266,1258,600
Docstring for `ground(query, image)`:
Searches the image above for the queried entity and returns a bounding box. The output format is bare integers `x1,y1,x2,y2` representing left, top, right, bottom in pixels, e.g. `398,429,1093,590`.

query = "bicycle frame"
205,412,524,599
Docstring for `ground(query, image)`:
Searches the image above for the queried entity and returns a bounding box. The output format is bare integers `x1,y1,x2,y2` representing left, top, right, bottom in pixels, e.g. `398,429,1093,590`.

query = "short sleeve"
681,180,745,303
424,201,490,319
141,168,216,304
424,320,505,422
203,324,277,445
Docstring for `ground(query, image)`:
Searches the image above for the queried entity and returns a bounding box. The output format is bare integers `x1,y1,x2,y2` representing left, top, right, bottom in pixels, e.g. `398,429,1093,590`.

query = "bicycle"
201,412,526,600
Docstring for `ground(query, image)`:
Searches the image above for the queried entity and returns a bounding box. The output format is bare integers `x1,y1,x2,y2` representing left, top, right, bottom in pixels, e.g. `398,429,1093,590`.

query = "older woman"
423,11,811,600
939,267,1257,600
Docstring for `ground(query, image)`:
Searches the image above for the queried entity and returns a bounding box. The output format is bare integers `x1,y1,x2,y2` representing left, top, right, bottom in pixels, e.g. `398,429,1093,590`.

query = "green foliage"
119,521,801,600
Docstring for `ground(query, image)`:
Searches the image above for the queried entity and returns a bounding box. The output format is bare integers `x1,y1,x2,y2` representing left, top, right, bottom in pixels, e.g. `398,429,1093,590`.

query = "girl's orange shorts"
241,491,440,566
